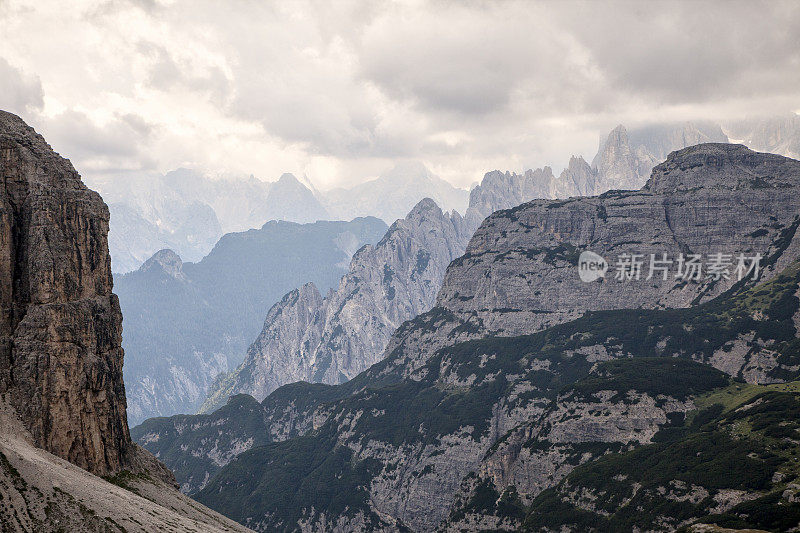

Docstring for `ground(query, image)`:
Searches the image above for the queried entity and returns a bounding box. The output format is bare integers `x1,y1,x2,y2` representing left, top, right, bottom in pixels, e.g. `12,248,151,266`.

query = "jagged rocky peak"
465,121,735,222
138,248,185,279
593,123,645,190
200,196,474,412
0,111,138,476
593,123,630,166
467,166,559,224
644,142,800,194
558,155,596,196
566,154,590,172
403,196,448,225
276,172,302,185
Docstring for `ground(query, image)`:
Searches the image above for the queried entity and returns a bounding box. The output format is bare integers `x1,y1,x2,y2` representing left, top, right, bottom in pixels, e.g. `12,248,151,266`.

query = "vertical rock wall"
0,110,132,476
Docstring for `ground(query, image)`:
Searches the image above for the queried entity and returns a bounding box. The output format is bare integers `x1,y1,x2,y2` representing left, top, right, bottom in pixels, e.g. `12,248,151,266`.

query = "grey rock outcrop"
205,199,473,408
107,197,222,274
421,144,800,362
138,248,186,280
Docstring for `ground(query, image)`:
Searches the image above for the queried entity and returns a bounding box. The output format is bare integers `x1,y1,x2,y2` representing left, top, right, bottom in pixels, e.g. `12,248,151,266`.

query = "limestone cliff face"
0,111,132,476
465,122,730,232
432,144,800,351
207,199,473,407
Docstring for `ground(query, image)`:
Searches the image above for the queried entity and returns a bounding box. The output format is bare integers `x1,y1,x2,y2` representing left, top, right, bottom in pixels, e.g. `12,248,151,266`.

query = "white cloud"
0,58,44,114
0,0,798,189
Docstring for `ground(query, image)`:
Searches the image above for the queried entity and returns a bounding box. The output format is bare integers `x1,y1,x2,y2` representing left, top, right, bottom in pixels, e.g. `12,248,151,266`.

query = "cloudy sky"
1,0,798,189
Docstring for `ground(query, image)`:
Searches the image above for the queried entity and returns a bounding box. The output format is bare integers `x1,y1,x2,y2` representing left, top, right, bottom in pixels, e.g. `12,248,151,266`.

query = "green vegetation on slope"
181,261,800,530
523,383,800,532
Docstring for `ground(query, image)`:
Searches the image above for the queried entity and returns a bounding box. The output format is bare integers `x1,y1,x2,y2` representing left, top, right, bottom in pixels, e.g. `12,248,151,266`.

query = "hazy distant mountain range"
90,163,469,273
322,161,470,223
90,169,331,273
91,114,799,275
117,217,388,425
117,114,800,426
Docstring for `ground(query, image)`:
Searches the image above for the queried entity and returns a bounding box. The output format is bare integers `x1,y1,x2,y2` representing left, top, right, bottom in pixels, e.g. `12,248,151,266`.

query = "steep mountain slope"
135,145,800,526
519,383,800,532
0,399,251,533
443,263,800,531
323,161,470,224
192,259,800,532
0,110,250,532
118,217,388,425
201,199,473,412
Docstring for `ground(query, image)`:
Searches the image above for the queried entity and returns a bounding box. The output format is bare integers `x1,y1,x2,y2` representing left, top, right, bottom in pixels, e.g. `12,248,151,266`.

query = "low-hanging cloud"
0,58,44,115
0,0,798,188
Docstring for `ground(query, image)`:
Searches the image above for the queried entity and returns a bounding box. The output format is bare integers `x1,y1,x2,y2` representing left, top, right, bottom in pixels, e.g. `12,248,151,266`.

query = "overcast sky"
1,0,798,189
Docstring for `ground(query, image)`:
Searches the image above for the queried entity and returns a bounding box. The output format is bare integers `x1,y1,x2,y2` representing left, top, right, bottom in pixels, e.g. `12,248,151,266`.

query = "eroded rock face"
0,111,132,476
210,199,474,406
464,122,729,232
428,144,800,353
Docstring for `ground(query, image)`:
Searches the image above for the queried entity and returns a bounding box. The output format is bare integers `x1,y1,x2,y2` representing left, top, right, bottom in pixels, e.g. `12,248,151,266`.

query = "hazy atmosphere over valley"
1,1,800,532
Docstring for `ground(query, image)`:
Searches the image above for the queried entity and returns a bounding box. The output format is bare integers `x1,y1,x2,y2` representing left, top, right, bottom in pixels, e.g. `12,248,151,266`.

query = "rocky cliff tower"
0,111,133,476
